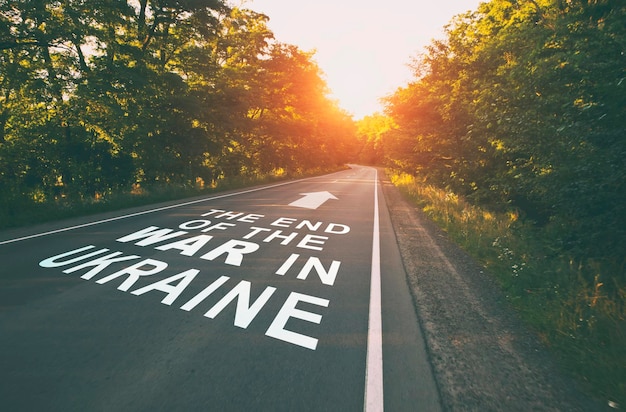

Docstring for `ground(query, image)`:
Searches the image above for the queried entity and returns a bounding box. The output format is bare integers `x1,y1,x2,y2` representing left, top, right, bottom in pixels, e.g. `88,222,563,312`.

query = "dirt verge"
379,170,606,411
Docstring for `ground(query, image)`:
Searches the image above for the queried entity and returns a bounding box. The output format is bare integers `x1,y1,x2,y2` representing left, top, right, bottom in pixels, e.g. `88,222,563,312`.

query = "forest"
0,0,356,224
357,0,625,403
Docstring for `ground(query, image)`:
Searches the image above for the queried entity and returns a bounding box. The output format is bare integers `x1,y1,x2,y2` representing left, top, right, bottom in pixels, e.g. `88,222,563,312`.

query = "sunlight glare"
248,0,482,118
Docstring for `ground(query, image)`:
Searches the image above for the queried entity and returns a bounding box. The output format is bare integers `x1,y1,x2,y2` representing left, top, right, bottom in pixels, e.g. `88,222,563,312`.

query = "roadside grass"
388,170,626,408
0,167,341,231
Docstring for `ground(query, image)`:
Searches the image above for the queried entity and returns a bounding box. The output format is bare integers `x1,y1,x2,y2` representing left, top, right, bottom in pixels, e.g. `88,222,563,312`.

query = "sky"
244,0,483,119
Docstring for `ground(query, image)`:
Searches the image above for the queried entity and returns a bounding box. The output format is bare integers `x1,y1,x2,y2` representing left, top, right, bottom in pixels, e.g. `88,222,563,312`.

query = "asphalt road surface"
0,165,441,411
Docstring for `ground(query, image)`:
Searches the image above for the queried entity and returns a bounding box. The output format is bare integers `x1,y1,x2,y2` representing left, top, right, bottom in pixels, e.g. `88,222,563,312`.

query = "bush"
390,170,626,406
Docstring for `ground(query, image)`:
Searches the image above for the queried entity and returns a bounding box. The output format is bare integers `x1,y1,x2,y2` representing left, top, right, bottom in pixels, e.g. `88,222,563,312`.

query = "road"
0,165,441,411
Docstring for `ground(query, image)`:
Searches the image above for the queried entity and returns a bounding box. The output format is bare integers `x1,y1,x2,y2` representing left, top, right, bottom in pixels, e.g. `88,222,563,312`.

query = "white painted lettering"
179,220,211,230
263,230,298,245
202,210,262,222
296,234,328,251
200,240,259,266
265,292,329,350
63,252,141,280
325,223,350,235
131,269,199,305
201,222,236,232
238,213,264,223
295,220,322,231
95,258,168,291
275,253,300,275
39,245,108,268
216,211,244,220
204,281,277,328
155,234,213,256
117,226,187,246
201,209,225,216
296,257,341,286
242,226,271,239
180,275,230,311
271,217,297,228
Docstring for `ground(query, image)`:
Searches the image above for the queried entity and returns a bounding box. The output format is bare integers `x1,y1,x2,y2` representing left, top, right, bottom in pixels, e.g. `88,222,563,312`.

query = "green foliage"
390,171,626,406
354,113,395,165
0,1,357,220
0,166,337,230
383,0,626,404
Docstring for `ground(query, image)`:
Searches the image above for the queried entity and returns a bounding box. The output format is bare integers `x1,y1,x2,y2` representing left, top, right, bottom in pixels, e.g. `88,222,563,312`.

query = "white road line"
0,178,308,245
364,168,384,411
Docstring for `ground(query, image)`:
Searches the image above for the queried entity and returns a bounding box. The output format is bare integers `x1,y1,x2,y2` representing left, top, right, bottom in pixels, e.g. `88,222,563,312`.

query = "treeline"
358,0,625,400
0,1,355,213
361,0,625,286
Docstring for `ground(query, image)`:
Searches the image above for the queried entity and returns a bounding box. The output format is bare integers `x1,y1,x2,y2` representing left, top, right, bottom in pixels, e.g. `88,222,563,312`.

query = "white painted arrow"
288,191,338,209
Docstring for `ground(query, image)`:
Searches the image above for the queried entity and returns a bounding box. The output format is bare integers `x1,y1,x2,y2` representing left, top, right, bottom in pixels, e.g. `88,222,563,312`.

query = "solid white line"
0,178,309,245
364,168,384,411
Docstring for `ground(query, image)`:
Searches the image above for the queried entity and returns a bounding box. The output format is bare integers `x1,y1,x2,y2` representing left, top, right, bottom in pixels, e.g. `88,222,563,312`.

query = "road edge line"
0,178,309,245
364,168,384,411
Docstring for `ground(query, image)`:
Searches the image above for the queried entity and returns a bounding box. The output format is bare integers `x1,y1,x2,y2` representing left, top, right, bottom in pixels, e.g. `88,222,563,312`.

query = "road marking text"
38,210,351,350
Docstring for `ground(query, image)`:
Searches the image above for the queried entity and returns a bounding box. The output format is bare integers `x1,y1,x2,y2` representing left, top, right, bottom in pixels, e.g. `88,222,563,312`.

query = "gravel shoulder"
379,170,607,411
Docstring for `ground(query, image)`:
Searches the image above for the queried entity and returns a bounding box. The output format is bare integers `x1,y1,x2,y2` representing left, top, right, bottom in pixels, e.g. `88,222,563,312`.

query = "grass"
389,170,626,408
0,167,342,231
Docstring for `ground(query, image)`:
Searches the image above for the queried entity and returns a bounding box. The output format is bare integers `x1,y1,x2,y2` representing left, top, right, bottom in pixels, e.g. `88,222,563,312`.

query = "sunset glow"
248,0,482,118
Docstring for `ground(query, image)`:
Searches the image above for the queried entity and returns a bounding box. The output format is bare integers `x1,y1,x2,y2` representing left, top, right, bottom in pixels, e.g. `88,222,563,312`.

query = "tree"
0,0,356,215
384,0,626,266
